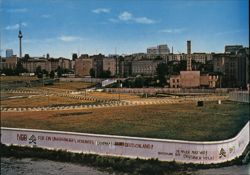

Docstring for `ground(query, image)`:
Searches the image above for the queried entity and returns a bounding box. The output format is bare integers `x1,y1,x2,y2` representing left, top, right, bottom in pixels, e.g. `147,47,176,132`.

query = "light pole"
118,80,122,101
47,88,49,106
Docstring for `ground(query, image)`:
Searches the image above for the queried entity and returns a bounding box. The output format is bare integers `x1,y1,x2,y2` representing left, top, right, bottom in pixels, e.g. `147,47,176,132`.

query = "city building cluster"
0,30,249,89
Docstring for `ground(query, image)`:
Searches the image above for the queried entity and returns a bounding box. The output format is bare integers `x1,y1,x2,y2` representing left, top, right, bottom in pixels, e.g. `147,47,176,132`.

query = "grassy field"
1,101,249,141
1,95,94,107
89,91,140,100
47,82,95,90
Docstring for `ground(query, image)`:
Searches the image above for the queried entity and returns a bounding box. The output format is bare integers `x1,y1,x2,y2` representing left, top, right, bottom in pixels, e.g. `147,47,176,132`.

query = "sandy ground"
1,157,115,175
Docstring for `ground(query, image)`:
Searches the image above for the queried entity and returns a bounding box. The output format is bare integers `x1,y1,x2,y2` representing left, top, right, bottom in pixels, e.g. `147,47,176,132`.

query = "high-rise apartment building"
6,49,13,58
147,44,170,55
225,45,243,54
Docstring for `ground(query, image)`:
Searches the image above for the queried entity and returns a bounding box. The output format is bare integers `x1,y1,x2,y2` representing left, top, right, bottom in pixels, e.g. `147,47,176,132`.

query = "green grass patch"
1,101,249,141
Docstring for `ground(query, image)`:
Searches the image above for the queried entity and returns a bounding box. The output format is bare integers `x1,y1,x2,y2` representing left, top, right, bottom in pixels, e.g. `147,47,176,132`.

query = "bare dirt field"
1,95,95,108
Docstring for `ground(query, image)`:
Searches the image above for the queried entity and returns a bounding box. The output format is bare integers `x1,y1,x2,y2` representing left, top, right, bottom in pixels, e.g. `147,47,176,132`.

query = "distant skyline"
1,0,249,58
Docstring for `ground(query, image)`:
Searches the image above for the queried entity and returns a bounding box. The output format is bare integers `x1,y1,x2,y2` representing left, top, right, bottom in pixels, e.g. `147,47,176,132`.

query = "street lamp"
118,80,122,101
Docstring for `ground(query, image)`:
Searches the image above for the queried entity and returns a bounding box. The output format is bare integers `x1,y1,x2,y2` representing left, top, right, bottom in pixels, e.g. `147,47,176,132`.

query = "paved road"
1,157,249,175
1,157,114,175
193,163,250,175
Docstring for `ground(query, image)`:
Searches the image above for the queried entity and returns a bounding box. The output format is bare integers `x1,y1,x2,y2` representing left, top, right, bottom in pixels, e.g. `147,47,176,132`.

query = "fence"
229,91,249,103
105,88,237,95
59,77,104,83
1,121,249,164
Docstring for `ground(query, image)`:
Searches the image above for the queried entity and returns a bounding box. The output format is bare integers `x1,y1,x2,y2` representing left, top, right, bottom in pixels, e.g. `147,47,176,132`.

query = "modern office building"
147,44,170,55
6,49,13,58
225,45,243,54
158,44,170,55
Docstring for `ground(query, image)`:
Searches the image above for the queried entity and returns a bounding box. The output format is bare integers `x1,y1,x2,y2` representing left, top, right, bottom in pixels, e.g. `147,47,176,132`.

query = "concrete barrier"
229,91,249,103
1,121,249,164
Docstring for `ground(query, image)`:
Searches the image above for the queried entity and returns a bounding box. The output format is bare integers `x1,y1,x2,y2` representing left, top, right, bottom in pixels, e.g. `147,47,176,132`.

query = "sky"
0,0,249,58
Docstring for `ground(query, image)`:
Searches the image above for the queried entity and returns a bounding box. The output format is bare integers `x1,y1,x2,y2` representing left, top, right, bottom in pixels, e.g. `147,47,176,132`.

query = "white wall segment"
229,91,249,103
1,121,249,164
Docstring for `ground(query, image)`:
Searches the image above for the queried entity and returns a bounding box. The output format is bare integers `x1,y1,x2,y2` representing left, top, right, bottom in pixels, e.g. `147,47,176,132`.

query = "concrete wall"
229,91,249,103
59,77,104,83
105,88,236,94
1,121,249,164
180,71,200,88
200,75,209,86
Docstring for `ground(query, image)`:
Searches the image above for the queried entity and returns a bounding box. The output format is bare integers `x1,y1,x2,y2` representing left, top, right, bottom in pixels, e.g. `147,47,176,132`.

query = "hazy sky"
1,0,249,58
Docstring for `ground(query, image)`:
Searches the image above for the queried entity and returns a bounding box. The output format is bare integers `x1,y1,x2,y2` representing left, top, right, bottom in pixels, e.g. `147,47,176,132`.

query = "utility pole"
47,88,49,106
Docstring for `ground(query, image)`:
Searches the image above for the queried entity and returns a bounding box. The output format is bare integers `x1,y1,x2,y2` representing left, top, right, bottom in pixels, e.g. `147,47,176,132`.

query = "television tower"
186,40,192,71
18,29,23,58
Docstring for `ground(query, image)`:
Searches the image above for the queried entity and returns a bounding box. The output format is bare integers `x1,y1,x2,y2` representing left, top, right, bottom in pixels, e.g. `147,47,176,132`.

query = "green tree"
72,53,78,60
23,54,30,61
155,55,163,60
156,63,168,86
42,69,49,77
134,76,145,88
100,70,111,78
89,68,95,78
56,66,63,78
1,68,15,76
15,61,27,75
50,70,55,79
35,66,43,78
